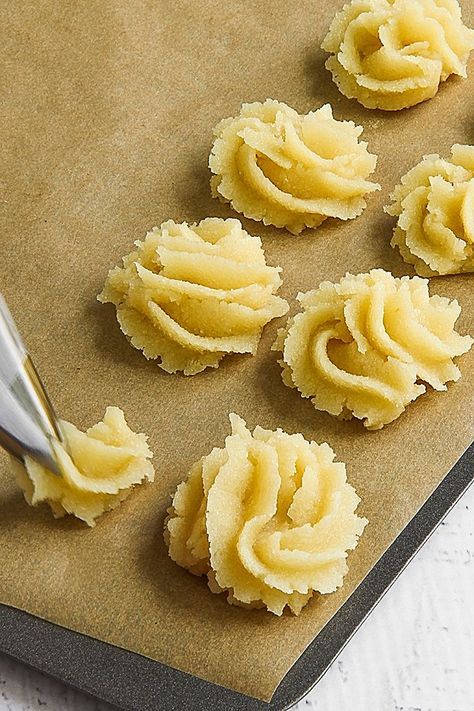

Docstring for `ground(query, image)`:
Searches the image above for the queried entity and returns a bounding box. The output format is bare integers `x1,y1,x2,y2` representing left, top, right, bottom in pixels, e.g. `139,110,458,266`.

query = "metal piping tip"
0,294,64,476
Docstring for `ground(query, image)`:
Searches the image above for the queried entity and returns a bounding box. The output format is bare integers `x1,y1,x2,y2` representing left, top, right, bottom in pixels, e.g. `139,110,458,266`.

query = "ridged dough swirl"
322,0,474,110
274,270,473,429
386,144,474,275
209,100,380,234
13,407,154,526
98,218,289,375
165,414,367,616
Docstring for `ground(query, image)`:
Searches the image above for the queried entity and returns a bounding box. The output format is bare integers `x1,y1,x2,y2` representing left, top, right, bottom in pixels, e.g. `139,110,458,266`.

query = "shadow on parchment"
85,298,160,373
362,210,416,277
173,150,222,221
303,45,358,114
0,488,84,533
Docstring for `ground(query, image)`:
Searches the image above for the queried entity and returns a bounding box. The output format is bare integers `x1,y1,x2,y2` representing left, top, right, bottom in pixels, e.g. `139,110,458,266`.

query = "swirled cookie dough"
98,218,288,375
209,100,380,234
12,407,154,526
165,414,367,616
322,0,474,111
273,270,473,430
386,144,474,275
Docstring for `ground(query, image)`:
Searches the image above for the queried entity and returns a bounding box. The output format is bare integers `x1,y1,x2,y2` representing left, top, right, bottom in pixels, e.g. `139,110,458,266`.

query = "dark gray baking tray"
0,443,472,711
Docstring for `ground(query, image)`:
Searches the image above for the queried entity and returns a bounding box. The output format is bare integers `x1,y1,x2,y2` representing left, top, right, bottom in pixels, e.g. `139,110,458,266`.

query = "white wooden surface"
0,483,472,711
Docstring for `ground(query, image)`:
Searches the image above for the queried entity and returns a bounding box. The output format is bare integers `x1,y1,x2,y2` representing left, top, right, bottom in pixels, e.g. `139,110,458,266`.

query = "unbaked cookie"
165,413,367,616
274,270,473,429
209,100,379,234
322,0,474,110
386,145,474,275
98,218,288,375
12,407,154,526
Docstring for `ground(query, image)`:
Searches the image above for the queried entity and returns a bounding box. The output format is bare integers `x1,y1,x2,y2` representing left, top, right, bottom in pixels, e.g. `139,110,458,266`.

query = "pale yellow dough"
273,270,473,430
12,407,154,526
386,144,474,275
98,218,288,375
322,0,474,111
209,100,380,234
165,414,367,616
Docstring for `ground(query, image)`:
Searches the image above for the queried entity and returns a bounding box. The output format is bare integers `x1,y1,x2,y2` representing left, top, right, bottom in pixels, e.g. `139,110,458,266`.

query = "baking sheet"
0,0,473,703
1,445,472,711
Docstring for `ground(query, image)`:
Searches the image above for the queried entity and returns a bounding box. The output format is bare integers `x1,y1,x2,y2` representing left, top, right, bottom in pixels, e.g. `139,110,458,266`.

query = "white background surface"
0,483,472,711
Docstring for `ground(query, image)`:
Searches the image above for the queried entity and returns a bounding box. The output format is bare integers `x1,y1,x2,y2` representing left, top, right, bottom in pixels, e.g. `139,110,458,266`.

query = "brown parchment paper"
0,0,473,702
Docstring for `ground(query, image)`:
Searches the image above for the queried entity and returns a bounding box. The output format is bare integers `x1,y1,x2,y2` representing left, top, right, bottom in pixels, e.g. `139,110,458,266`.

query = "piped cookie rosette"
165,414,367,616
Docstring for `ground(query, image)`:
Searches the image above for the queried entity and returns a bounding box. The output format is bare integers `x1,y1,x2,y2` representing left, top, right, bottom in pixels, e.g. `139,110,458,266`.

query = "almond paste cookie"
99,218,289,375
165,414,367,616
209,100,379,234
274,269,473,429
